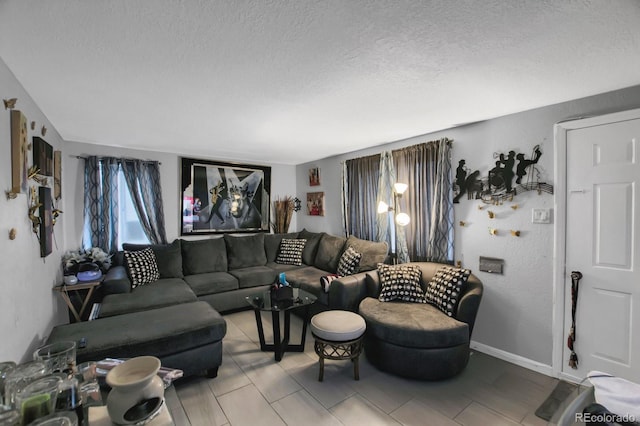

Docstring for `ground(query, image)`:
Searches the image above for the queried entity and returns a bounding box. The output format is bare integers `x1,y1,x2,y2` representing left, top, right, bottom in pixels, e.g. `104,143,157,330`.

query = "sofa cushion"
313,234,347,273
229,266,277,289
124,248,160,288
345,235,389,272
298,229,324,265
123,239,183,279
284,266,329,306
377,263,426,303
276,238,307,266
48,301,226,364
183,272,239,296
425,266,471,317
337,246,362,276
99,278,197,317
225,234,267,269
181,237,227,274
359,297,469,348
264,232,298,263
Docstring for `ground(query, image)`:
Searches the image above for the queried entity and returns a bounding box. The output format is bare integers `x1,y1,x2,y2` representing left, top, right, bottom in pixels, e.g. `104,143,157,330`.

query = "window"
117,169,150,248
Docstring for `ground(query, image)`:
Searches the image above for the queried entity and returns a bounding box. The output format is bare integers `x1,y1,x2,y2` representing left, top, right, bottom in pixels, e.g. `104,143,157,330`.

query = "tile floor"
164,310,561,426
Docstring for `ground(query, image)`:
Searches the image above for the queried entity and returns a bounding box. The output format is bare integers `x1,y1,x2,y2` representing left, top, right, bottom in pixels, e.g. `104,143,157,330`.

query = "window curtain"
83,156,119,253
393,138,454,263
121,159,167,245
342,154,381,240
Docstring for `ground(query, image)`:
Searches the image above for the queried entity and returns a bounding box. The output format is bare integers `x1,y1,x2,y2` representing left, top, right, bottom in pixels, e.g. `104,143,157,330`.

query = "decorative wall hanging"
307,191,325,216
180,157,271,235
33,136,53,176
309,167,320,186
454,144,553,205
39,186,53,257
3,98,17,109
9,110,29,198
54,150,62,200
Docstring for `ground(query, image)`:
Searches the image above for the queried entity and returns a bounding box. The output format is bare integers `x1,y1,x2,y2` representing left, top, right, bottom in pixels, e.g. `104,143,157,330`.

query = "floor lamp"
378,183,410,264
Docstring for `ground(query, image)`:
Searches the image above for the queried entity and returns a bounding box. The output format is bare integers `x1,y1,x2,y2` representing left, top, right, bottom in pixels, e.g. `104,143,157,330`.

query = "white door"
562,112,640,382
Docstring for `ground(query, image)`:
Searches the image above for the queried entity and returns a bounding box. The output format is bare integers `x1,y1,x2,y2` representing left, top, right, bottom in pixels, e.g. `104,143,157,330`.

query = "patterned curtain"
343,154,381,240
393,138,454,262
83,156,119,253
121,159,167,244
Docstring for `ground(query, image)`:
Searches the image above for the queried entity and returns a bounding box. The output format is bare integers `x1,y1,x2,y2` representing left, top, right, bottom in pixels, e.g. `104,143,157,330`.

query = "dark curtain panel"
121,159,168,245
393,139,454,262
343,153,381,240
83,156,119,253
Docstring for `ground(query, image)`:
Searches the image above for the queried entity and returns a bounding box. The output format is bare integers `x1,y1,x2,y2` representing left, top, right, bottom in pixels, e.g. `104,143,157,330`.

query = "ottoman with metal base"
310,310,366,382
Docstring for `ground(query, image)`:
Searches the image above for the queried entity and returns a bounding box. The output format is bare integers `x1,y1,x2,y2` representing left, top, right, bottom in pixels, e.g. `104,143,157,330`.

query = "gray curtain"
343,154,381,240
83,156,119,253
121,159,167,245
394,138,454,263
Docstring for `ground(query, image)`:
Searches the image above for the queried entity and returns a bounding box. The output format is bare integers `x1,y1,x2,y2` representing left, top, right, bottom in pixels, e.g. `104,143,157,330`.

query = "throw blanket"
588,371,640,419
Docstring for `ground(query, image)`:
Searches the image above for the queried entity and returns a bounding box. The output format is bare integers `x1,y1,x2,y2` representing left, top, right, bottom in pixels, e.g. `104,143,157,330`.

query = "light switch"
532,208,551,224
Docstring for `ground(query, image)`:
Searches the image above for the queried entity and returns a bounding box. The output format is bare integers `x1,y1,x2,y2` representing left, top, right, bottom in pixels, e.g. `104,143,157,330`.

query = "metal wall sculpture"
453,145,552,204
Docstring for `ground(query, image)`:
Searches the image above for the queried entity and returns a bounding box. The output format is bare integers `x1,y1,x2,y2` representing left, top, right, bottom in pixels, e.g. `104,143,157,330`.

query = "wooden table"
53,279,103,322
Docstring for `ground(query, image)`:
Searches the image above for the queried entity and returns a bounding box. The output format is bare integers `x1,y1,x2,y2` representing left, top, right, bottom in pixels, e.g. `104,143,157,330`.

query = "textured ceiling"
1,1,639,165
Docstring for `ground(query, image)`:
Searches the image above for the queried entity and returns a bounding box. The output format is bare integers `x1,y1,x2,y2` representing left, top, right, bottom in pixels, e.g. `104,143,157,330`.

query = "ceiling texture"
1,1,639,165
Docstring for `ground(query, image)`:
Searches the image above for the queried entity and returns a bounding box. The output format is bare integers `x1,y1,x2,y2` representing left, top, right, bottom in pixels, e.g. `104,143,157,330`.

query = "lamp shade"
395,212,410,226
377,201,390,214
393,183,408,194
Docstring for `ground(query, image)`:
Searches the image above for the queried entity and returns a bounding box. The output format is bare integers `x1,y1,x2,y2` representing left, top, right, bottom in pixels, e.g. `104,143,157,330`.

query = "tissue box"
270,286,293,302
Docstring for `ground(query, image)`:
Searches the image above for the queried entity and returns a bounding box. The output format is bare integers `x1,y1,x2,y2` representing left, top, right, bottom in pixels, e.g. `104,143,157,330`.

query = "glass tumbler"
15,375,62,425
0,362,16,408
33,342,76,374
3,361,49,408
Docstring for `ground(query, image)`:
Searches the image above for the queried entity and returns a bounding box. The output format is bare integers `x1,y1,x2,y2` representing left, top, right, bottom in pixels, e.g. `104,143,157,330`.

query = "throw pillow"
425,266,471,316
276,239,307,266
337,246,362,276
320,274,341,293
377,263,426,303
124,247,160,288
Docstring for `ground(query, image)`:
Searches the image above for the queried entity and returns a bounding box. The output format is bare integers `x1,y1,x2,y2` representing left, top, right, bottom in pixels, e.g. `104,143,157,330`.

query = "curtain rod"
74,155,162,165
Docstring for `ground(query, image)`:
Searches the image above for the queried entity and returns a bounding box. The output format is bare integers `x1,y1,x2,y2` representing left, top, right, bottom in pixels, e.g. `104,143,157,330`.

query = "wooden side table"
53,279,103,322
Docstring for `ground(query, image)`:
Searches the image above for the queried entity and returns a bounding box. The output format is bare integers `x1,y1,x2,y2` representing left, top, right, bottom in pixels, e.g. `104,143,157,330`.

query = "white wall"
62,142,297,247
0,57,68,363
296,85,640,368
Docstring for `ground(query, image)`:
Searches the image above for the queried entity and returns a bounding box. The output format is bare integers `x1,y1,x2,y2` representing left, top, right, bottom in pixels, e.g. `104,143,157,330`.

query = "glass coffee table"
245,288,316,362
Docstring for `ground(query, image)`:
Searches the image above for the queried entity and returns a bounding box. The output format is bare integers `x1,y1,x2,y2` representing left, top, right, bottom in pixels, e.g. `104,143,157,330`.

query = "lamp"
377,183,410,264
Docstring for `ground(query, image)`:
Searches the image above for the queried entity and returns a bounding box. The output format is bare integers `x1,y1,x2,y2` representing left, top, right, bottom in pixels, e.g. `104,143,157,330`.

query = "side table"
53,279,103,322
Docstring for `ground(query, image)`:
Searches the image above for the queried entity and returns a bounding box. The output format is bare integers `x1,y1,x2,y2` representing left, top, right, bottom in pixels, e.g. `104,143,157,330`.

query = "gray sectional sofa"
100,229,389,317
47,230,387,379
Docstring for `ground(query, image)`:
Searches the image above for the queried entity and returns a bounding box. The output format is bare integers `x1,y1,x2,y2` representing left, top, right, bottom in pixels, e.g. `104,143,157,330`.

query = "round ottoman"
310,310,366,382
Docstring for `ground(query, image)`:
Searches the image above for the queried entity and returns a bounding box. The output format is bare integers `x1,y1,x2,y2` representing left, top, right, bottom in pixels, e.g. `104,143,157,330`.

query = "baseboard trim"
470,340,555,378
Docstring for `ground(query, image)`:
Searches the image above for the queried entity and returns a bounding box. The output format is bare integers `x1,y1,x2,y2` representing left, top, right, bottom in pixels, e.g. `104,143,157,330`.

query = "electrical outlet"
532,208,551,224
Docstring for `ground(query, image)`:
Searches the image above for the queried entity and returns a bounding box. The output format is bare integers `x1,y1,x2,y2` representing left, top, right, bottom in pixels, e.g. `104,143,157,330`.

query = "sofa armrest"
327,272,369,312
102,266,132,295
456,275,483,337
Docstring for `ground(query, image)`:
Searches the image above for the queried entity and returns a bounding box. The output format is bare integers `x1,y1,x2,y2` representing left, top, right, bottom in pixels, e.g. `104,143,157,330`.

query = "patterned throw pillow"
425,266,471,316
377,263,426,303
337,246,362,276
124,247,160,288
320,274,341,293
276,239,307,266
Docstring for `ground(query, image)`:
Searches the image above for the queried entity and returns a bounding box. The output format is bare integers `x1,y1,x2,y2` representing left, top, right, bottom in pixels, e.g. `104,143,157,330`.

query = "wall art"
54,150,62,200
39,186,53,257
309,167,320,186
454,144,552,205
10,110,28,196
180,157,271,235
307,191,325,216
33,136,53,176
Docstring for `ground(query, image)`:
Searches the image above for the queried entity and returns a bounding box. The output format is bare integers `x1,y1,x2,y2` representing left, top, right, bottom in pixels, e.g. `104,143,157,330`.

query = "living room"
2,1,640,425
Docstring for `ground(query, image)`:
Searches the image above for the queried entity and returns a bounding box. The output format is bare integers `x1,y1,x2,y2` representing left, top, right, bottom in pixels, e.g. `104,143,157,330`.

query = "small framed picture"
309,167,320,186
307,192,325,216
